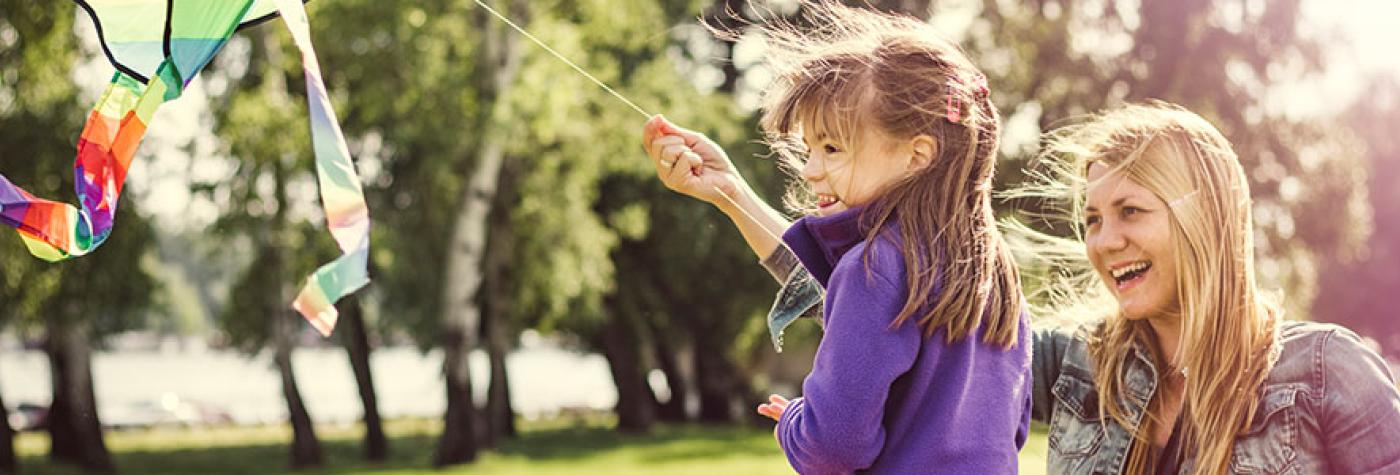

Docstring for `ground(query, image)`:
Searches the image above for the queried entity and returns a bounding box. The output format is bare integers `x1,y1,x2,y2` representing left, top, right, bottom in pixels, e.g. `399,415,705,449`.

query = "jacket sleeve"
1030,325,1074,423
761,246,825,324
761,247,827,351
1319,327,1400,474
776,257,922,473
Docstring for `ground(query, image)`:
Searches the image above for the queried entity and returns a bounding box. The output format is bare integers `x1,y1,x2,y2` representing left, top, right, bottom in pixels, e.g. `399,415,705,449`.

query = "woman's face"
798,122,928,216
1084,162,1180,320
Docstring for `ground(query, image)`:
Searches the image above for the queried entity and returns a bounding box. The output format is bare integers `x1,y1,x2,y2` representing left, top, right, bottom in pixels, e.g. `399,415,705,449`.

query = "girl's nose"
800,155,824,182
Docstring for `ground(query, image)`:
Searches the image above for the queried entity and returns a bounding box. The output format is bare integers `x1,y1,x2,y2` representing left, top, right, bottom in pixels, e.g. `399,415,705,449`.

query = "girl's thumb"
655,115,682,135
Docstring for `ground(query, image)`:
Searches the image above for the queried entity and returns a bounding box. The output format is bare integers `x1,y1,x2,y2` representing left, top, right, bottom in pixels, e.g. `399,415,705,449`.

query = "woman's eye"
823,144,841,154
1085,215,1101,227
1122,206,1142,217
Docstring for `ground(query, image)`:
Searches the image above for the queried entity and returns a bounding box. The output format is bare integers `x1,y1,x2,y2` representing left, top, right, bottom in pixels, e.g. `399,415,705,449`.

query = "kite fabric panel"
0,0,368,336
0,0,255,261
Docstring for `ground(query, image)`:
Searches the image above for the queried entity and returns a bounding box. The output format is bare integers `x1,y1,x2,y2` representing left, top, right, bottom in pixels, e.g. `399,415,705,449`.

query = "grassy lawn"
18,417,1049,474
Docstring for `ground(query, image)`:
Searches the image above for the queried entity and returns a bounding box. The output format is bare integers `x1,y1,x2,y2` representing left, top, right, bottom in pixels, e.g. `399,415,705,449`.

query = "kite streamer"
1,0,273,260
0,0,367,337
276,0,371,336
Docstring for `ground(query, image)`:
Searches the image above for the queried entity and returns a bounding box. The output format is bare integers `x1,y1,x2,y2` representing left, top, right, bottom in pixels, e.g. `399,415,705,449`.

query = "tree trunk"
481,158,519,447
0,371,13,475
692,326,746,424
274,308,323,469
482,305,515,447
649,332,690,422
45,322,113,473
341,295,387,461
599,299,656,434
434,326,479,467
434,0,524,466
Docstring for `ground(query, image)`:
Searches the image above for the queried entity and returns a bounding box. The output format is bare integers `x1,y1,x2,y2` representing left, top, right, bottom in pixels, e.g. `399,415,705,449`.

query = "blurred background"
1,0,1396,473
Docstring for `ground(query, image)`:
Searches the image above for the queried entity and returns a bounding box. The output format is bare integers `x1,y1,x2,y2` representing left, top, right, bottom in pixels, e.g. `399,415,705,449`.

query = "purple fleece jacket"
776,206,1032,474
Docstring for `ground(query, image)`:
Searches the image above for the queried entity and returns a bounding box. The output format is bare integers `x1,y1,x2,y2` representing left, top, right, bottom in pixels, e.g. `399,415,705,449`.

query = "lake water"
0,340,618,426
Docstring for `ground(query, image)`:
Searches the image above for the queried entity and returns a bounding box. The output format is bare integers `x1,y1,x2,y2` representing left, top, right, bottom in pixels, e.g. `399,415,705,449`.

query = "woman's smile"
1109,260,1153,292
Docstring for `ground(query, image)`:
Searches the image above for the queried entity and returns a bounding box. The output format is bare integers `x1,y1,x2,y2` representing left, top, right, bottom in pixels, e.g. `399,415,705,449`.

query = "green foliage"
962,0,1372,316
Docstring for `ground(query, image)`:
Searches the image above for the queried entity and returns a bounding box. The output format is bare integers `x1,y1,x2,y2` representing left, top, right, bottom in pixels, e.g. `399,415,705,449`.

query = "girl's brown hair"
732,1,1021,346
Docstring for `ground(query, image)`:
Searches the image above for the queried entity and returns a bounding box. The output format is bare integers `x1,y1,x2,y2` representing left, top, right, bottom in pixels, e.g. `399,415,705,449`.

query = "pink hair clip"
946,93,963,124
945,73,990,125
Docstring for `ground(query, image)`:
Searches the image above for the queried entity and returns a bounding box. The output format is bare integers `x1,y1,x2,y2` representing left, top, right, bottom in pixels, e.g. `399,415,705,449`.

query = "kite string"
473,0,789,248
472,0,652,120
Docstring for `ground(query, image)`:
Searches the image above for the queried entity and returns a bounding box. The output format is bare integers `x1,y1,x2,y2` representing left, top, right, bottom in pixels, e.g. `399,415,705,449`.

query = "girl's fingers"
769,394,789,408
655,138,702,172
641,116,664,155
646,130,685,169
660,144,689,161
658,118,704,147
664,151,696,183
660,121,725,166
651,135,685,151
681,151,703,174
658,144,689,171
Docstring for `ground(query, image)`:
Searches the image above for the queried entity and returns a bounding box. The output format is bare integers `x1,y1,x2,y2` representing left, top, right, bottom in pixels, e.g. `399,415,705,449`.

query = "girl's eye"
1085,215,1101,227
1122,206,1142,217
823,144,841,154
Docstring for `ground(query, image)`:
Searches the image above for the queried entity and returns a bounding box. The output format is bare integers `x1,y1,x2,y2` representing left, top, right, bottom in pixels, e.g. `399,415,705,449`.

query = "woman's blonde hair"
1008,102,1280,473
726,1,1020,346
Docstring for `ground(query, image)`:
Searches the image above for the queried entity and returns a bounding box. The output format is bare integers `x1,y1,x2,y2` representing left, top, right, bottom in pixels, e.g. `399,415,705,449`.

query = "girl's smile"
815,193,842,211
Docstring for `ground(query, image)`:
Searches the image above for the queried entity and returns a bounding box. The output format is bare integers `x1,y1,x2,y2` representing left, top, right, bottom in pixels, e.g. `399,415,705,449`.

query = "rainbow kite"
0,0,368,336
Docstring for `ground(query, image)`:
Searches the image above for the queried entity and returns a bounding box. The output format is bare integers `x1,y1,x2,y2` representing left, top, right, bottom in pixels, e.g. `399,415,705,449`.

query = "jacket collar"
782,205,877,287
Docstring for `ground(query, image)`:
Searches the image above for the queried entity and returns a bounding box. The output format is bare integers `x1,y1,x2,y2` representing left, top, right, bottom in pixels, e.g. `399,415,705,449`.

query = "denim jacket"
761,249,1400,474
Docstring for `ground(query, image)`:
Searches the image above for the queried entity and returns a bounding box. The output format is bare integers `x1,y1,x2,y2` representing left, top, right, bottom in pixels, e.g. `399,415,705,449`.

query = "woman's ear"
907,135,938,172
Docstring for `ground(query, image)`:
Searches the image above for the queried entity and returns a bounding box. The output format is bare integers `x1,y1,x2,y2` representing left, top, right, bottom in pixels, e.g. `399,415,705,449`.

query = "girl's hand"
756,394,790,421
757,394,790,442
641,115,746,210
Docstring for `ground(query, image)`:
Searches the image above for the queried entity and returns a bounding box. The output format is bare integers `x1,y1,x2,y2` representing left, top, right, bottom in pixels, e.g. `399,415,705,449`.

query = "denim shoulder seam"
1311,328,1338,403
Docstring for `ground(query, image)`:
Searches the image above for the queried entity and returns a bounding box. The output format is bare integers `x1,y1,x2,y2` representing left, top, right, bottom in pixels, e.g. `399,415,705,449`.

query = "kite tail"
276,0,372,336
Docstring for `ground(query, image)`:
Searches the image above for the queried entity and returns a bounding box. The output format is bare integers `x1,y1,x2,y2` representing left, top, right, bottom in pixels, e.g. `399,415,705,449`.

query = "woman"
645,102,1400,473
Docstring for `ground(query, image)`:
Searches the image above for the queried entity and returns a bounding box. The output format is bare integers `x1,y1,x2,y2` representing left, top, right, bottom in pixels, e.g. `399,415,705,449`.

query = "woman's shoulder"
1269,321,1395,398
1273,320,1380,368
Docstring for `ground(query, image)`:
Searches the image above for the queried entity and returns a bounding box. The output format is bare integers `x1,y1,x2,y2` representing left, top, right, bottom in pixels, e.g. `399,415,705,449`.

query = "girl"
642,3,1032,473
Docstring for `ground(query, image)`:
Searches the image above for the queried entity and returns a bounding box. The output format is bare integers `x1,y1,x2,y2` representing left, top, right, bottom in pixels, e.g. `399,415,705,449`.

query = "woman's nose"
1089,220,1129,254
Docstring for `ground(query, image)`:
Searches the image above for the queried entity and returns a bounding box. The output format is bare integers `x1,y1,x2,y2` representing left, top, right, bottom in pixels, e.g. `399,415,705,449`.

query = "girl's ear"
907,135,938,172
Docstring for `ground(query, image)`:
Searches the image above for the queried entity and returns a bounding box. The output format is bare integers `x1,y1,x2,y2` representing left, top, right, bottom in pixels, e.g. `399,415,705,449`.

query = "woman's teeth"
817,194,840,208
1111,261,1152,284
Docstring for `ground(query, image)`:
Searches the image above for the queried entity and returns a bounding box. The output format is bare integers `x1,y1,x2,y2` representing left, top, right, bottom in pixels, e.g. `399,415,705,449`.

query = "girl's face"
799,122,931,216
1084,162,1180,321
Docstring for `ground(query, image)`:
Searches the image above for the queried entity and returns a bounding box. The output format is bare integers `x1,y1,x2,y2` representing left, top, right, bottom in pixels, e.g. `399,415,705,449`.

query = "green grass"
18,417,1049,474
